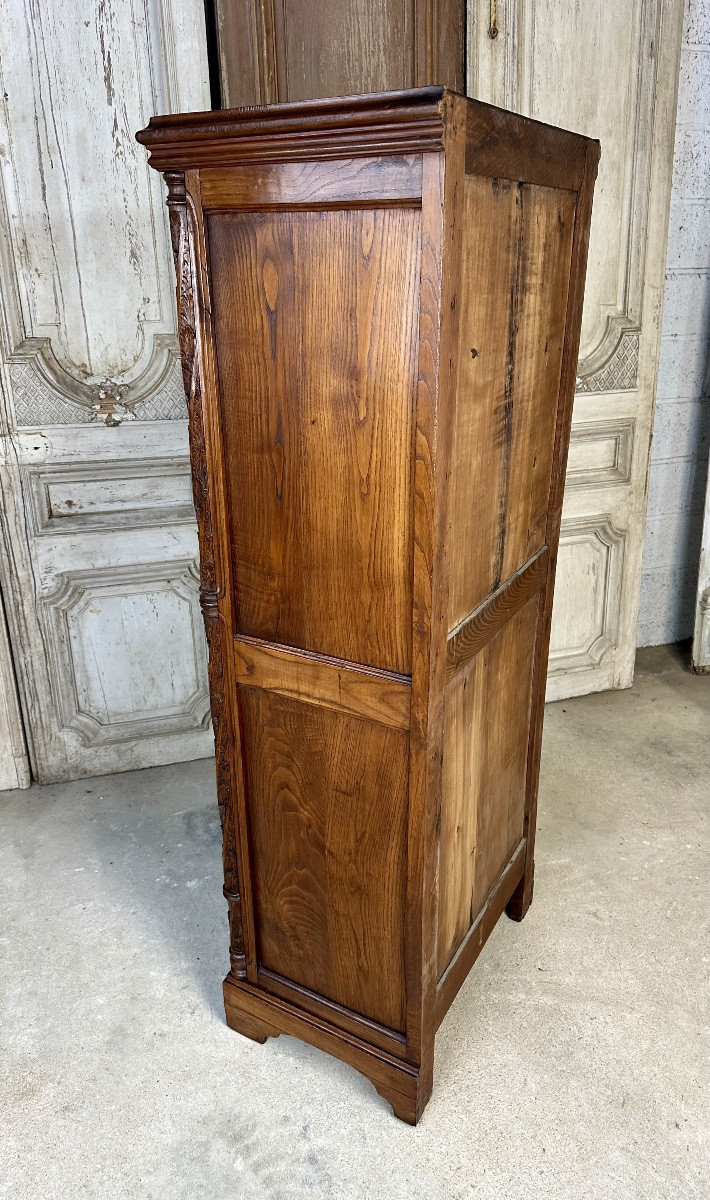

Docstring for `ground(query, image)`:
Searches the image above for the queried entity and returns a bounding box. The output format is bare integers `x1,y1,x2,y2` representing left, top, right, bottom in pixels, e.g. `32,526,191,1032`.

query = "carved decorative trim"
575,331,639,394
0,1,209,434
548,516,626,674
40,559,210,746
523,0,660,382
169,175,246,975
8,340,186,427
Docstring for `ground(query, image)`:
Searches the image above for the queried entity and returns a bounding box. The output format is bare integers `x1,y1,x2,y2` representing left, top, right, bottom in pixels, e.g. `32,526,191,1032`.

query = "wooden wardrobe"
137,87,598,1123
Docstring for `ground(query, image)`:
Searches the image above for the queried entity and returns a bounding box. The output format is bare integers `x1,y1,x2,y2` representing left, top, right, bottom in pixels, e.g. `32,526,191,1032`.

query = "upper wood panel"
448,173,577,631
214,0,465,108
241,687,409,1032
208,204,420,672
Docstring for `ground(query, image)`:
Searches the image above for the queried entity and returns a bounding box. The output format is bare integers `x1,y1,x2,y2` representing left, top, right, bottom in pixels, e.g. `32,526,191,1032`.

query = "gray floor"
1,644,708,1199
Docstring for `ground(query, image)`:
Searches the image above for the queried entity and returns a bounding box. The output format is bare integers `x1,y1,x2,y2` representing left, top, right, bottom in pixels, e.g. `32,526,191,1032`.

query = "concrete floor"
0,644,708,1199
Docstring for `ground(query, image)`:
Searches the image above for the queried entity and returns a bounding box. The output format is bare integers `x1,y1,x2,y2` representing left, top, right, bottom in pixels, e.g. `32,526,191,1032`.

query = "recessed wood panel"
241,687,409,1032
209,206,420,673
448,175,577,631
437,597,540,977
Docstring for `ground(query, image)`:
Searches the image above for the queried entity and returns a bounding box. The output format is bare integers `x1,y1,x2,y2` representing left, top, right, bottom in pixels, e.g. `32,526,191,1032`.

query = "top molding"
137,88,598,200
137,87,450,169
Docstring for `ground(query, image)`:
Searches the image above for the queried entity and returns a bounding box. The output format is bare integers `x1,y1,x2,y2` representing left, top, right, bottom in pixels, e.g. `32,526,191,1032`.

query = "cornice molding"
137,87,449,169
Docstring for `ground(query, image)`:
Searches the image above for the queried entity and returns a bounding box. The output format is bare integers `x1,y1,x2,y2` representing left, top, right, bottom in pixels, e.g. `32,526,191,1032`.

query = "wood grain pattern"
209,206,420,672
241,688,409,1032
446,547,549,682
200,157,422,210
401,136,454,1097
465,103,588,190
437,596,540,976
233,636,411,730
214,0,465,107
448,175,576,632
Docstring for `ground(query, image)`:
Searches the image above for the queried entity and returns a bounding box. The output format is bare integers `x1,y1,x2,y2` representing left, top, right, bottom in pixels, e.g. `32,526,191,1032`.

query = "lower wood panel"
240,687,409,1032
437,596,540,976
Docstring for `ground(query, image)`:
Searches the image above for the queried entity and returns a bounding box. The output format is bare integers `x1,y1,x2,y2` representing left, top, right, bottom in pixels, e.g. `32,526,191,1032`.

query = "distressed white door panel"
469,0,684,699
40,559,210,777
547,516,626,700
28,463,193,534
566,420,635,490
0,1,211,782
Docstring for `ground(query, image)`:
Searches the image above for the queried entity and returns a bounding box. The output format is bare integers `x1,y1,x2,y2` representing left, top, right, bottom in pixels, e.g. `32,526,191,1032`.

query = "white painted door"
468,0,685,698
0,0,213,782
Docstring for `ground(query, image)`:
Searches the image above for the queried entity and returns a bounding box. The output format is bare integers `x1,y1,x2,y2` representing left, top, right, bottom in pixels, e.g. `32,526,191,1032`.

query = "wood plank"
466,102,589,190
402,125,461,1091
447,174,577,633
209,205,420,673
233,636,411,730
200,156,423,209
446,547,549,682
240,688,409,1032
435,839,526,1027
437,597,539,976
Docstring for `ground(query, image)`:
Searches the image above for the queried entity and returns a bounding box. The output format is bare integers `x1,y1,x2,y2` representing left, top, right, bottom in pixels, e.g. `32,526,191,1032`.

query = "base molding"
222,975,431,1124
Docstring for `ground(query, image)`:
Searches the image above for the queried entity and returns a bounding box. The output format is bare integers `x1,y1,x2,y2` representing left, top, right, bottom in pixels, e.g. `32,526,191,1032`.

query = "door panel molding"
548,515,625,677
40,558,209,747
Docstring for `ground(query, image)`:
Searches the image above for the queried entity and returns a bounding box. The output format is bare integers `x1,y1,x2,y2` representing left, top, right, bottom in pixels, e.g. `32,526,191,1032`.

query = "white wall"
637,0,710,647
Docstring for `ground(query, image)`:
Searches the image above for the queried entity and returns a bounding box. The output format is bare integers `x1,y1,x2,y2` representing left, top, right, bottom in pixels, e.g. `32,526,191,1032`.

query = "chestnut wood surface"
233,636,411,730
241,687,409,1031
209,206,420,672
137,88,599,1124
438,598,539,976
